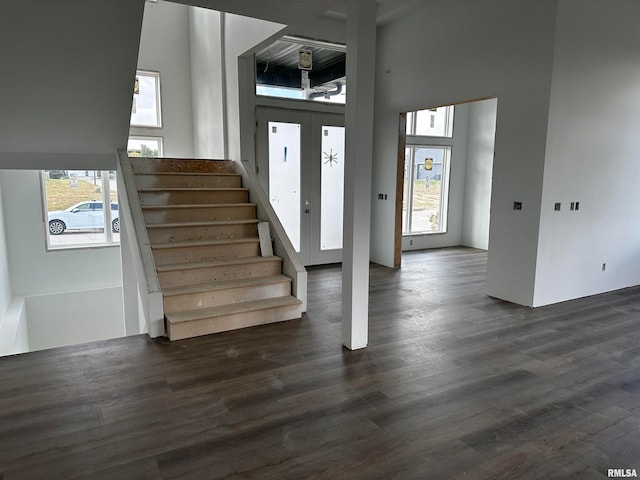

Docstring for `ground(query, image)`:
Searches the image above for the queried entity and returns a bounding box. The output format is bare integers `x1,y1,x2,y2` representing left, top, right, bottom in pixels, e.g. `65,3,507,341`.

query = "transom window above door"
255,36,347,105
406,105,454,138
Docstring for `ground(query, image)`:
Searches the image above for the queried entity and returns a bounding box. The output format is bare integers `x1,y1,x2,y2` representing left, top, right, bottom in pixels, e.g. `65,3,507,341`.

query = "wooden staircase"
130,158,303,340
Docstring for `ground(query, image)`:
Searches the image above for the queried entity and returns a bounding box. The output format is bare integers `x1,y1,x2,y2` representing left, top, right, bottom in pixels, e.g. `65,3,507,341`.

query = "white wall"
462,98,497,250
0,298,29,356
26,287,124,352
401,103,470,251
133,0,195,158
189,9,347,164
224,14,284,163
188,10,284,163
290,16,347,45
1,170,123,296
189,8,226,159
0,178,11,322
0,0,144,167
0,177,27,356
1,170,124,354
534,0,640,306
371,0,558,306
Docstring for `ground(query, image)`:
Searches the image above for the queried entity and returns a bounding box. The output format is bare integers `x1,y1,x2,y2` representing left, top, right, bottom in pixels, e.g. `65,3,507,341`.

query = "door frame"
394,113,407,269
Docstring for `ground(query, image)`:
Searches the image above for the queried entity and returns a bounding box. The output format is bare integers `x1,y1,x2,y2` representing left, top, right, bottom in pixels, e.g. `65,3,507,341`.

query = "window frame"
41,170,120,251
406,105,454,138
127,135,164,157
403,144,452,235
130,70,162,128
402,105,455,236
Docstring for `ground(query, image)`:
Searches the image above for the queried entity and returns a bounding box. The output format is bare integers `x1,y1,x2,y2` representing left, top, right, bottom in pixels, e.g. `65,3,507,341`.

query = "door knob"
305,208,310,213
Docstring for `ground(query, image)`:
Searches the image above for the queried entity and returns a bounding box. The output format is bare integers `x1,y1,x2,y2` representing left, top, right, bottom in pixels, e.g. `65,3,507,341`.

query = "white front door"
256,108,345,266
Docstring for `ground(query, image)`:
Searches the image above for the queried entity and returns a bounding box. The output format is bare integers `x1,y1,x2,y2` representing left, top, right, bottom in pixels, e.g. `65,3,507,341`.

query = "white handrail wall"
117,150,165,337
234,159,307,311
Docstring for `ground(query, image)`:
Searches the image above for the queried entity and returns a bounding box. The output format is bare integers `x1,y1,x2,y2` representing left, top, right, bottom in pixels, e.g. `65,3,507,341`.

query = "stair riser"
139,190,248,206
147,223,258,243
167,304,303,340
134,174,241,189
158,261,282,288
131,159,234,174
153,242,260,265
163,281,292,314
143,205,256,224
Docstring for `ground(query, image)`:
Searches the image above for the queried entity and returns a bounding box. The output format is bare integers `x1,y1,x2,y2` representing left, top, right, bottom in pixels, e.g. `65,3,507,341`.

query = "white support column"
342,0,377,350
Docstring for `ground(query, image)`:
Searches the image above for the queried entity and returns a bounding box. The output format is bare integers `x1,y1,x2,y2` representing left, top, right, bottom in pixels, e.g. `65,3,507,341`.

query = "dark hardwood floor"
1,247,640,479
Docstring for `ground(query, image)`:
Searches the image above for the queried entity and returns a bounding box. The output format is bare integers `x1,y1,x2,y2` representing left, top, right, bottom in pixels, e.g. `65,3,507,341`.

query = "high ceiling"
252,0,444,92
169,0,341,28
0,0,439,165
170,0,444,27
325,0,445,25
0,0,146,159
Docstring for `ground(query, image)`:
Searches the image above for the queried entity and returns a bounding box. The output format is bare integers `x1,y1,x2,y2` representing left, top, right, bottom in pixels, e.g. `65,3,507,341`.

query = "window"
402,105,455,235
407,105,454,137
43,170,119,249
131,70,161,128
256,85,304,100
128,136,163,157
403,146,451,234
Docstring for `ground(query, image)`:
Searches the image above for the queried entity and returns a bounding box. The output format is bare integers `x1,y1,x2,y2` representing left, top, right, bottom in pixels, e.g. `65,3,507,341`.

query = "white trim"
127,135,164,157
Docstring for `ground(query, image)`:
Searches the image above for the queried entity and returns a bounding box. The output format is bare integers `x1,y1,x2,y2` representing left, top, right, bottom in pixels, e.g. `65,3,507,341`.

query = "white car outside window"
48,201,119,235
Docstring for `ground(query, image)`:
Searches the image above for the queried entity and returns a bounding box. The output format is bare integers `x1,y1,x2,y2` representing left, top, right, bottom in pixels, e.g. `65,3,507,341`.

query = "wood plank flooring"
1,247,640,479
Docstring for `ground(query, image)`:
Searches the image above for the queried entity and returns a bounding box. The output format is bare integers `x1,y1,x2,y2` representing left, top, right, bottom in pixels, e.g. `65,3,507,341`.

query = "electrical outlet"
602,263,606,272
570,202,575,211
378,193,384,200
575,201,580,211
409,239,413,246
513,201,522,211
554,202,561,211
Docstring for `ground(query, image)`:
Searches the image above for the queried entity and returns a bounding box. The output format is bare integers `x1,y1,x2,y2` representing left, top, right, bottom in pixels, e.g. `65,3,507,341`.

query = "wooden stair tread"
131,158,235,174
151,237,260,249
138,157,230,162
134,172,239,177
166,296,302,325
137,187,249,192
146,219,260,229
156,255,282,272
141,203,255,210
162,274,292,296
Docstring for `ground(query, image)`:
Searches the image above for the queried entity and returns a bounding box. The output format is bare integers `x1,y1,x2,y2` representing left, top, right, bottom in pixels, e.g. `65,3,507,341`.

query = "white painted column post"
342,0,377,350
